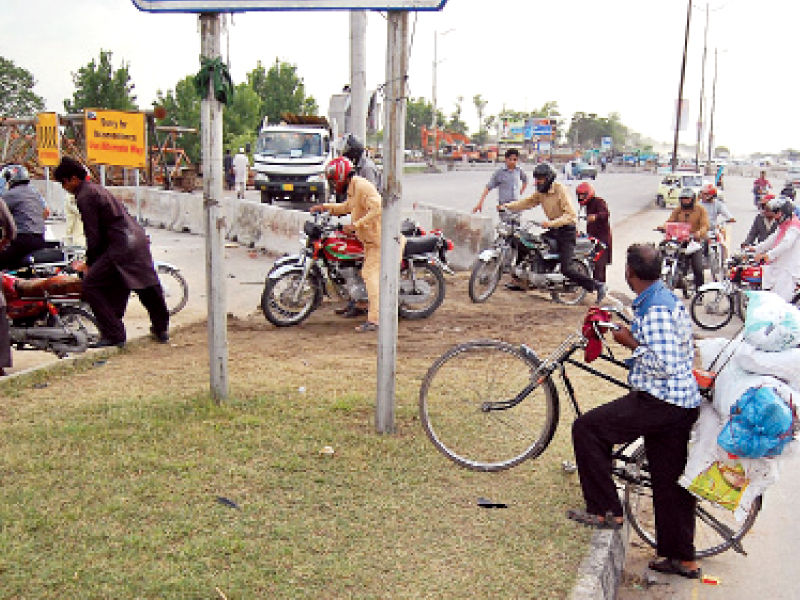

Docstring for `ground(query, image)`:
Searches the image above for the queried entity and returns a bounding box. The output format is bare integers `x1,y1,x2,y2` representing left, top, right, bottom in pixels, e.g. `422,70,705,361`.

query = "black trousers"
689,249,704,287
83,267,169,344
572,390,699,561
544,225,599,292
0,233,46,270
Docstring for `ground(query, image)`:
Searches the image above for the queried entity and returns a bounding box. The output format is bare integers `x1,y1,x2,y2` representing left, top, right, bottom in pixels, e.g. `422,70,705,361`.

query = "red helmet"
700,183,717,199
575,181,595,205
325,156,354,194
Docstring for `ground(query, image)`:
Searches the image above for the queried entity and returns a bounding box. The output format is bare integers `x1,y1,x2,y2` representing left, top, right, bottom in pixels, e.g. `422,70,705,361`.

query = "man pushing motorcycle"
310,157,383,333
500,162,607,302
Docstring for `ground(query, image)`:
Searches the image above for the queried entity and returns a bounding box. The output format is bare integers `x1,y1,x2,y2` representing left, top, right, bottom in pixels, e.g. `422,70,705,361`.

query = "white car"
656,172,705,208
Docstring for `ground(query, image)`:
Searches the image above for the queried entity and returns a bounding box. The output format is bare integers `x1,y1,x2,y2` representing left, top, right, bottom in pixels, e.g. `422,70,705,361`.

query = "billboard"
499,119,526,144
35,112,61,167
84,109,147,169
132,0,448,12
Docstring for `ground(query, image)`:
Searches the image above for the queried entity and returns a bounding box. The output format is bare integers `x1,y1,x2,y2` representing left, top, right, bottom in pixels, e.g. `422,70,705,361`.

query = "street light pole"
431,28,453,169
671,0,692,173
695,3,709,171
707,48,723,164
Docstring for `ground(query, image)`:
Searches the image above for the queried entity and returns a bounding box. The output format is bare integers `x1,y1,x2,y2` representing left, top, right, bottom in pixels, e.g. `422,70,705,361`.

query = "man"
569,243,702,580
0,196,16,376
0,164,47,270
698,183,735,258
223,149,234,191
233,148,249,199
753,170,772,206
472,148,528,215
752,195,800,302
310,157,382,333
576,182,612,283
53,157,169,348
663,188,709,288
741,195,779,247
502,162,607,301
341,134,380,190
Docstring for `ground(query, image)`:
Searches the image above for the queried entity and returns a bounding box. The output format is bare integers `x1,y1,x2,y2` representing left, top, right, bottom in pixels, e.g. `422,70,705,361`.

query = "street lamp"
431,28,454,168
707,48,728,164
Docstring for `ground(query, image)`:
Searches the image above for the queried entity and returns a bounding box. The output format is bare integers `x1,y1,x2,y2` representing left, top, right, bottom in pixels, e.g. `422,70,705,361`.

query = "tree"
567,111,628,149
224,82,262,150
64,50,137,113
0,57,45,117
473,94,488,144
446,96,468,136
154,76,200,163
247,59,318,124
404,97,444,149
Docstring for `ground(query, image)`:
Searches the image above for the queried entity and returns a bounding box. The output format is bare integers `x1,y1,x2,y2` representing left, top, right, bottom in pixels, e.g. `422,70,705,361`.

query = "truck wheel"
261,191,273,204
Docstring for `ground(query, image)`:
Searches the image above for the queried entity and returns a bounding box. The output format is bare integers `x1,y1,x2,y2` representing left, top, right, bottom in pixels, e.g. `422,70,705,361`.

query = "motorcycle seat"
403,235,440,258
14,274,83,299
22,247,67,266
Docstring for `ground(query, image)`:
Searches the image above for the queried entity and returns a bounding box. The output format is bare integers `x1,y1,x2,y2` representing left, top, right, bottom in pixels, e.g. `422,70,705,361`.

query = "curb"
570,523,630,600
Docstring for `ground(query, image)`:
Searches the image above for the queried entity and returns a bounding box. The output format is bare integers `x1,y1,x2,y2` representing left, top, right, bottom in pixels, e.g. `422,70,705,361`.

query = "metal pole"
44,166,51,214
135,168,141,222
708,48,718,164
671,0,692,173
200,13,229,401
431,30,437,168
695,3,709,170
376,10,408,434
350,11,367,145
100,164,106,186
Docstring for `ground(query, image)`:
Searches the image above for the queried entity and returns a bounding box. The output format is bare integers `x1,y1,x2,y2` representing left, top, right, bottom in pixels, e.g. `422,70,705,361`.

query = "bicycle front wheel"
156,264,189,316
419,340,560,471
690,289,735,330
623,447,762,559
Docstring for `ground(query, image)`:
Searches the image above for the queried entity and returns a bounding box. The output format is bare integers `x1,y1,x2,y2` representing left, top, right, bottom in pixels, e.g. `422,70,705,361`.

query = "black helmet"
765,195,796,221
1,164,30,188
342,134,365,164
679,187,696,207
532,162,557,193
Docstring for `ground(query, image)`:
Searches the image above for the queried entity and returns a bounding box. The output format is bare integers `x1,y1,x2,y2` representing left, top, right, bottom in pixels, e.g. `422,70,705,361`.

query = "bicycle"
418,302,761,558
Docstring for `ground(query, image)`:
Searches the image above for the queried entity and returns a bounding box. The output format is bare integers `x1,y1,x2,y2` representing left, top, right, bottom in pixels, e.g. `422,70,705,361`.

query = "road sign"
35,113,60,167
84,109,147,168
601,136,612,151
132,0,448,12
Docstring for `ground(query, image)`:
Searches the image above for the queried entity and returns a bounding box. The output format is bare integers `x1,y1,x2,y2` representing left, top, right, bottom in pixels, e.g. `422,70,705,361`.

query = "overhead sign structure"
35,112,61,167
132,0,447,11
84,109,147,169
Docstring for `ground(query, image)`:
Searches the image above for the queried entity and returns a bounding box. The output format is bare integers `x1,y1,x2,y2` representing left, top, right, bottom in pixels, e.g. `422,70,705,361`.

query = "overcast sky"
3,0,797,156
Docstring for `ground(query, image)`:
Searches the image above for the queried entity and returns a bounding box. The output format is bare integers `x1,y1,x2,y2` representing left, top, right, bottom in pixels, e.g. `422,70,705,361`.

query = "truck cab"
253,115,333,205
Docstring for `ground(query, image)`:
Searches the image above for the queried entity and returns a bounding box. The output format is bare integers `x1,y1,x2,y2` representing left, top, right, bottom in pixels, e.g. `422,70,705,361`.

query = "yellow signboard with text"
35,112,61,167
84,109,147,168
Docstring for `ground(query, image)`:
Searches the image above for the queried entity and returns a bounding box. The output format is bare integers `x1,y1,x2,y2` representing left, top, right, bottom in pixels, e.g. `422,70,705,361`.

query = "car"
572,162,597,180
655,172,705,208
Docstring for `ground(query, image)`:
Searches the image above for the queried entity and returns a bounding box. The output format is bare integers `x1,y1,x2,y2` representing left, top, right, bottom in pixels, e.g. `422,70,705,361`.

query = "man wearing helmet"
310,157,383,333
341,134,380,191
698,183,734,258
741,195,778,248
576,182,612,283
0,164,47,270
472,148,528,217
663,188,709,288
502,162,607,302
751,195,800,302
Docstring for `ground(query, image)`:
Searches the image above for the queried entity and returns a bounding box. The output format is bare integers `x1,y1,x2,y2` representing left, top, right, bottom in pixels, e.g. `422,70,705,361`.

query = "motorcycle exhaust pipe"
10,327,88,354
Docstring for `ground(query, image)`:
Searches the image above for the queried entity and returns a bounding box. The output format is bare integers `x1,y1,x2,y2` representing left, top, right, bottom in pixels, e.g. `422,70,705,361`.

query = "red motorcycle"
261,212,453,327
2,272,100,357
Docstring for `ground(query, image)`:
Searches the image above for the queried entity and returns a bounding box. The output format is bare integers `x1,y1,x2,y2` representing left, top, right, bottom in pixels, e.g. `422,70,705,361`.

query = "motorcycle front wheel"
690,289,735,330
398,261,446,320
261,272,321,327
552,259,590,305
468,256,502,303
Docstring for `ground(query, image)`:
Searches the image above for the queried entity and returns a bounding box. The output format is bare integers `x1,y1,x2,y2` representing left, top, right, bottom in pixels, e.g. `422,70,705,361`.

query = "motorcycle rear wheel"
552,259,590,305
57,305,101,348
261,272,321,327
690,289,735,330
468,257,502,303
399,262,446,320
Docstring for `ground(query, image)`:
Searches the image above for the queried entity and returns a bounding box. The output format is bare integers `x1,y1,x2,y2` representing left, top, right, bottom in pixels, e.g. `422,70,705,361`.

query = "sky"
3,0,798,156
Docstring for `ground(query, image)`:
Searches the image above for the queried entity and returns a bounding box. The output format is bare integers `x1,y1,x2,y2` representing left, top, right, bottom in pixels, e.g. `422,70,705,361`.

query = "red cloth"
582,307,612,362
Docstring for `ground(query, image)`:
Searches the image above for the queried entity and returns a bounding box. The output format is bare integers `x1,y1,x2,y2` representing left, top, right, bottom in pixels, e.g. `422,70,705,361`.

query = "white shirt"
755,220,800,300
233,153,249,183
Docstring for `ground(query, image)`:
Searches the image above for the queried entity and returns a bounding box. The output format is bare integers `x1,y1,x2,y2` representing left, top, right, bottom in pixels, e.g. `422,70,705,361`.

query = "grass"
0,322,623,598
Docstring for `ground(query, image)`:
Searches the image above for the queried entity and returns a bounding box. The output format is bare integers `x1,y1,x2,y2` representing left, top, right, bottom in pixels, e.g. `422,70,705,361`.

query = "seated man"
752,195,800,302
0,164,47,270
741,195,778,248
663,188,709,288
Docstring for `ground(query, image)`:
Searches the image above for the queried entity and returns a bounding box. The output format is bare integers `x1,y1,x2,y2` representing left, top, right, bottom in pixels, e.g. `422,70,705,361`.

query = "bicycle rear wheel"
419,340,559,471
622,447,761,559
690,289,734,330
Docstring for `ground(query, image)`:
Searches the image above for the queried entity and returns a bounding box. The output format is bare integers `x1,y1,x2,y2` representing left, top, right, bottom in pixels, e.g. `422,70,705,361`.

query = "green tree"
446,96,468,135
567,111,628,149
224,82,262,150
472,94,488,144
154,76,200,163
404,97,443,149
247,59,318,124
64,50,137,113
0,57,45,117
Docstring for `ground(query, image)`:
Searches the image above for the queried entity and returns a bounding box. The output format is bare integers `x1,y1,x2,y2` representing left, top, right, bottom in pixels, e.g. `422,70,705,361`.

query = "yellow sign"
84,109,147,168
35,112,61,167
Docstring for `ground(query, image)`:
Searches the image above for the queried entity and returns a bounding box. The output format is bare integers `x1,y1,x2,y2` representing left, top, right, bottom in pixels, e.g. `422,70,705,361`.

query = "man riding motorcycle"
698,183,735,258
752,195,800,302
0,165,47,270
663,188,709,288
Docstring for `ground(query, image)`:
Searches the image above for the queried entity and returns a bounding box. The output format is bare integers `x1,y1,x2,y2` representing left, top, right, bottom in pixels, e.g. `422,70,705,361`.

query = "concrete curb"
570,525,628,600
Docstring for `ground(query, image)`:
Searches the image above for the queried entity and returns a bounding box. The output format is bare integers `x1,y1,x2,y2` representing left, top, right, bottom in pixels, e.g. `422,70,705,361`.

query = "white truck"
252,114,333,205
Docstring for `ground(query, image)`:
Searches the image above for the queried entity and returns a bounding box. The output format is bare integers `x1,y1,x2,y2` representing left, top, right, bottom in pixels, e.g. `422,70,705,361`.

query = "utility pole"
350,11,367,144
200,13,228,401
695,2,709,171
671,0,692,173
376,10,408,434
430,28,453,169
708,48,719,164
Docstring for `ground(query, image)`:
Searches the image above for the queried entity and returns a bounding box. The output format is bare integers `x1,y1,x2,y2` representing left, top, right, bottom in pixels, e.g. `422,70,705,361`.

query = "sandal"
343,305,368,318
354,322,378,333
648,558,702,579
566,509,623,530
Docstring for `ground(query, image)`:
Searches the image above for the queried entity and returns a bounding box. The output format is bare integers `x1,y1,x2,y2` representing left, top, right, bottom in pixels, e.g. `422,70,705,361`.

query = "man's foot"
648,558,702,579
150,327,170,344
596,283,607,303
566,509,623,530
342,305,368,318
93,338,125,349
354,321,378,333
504,283,526,292
334,301,355,316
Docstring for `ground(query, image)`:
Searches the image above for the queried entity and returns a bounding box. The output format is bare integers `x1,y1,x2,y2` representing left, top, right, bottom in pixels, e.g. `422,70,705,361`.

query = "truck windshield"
256,132,323,158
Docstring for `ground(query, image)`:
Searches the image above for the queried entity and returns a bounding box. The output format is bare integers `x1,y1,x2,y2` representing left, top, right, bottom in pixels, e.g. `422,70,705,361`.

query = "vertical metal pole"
200,12,229,401
708,48,718,164
44,167,51,214
431,31,437,168
376,10,408,434
671,0,692,173
695,3,709,170
100,164,106,186
350,11,367,144
135,168,141,222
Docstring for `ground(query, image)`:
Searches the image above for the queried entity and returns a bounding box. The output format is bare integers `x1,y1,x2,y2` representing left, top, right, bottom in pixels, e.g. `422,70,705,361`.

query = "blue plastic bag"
717,386,795,458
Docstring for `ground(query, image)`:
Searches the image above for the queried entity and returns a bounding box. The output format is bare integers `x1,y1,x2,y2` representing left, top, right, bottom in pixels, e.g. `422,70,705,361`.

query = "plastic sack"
734,342,800,391
743,291,800,352
717,386,795,458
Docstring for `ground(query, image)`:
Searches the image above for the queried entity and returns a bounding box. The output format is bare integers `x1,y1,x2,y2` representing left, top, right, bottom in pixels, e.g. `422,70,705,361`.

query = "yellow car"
656,172,705,208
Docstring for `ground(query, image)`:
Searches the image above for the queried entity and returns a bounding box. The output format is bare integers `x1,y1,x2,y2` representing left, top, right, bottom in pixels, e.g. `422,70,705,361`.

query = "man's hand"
541,220,551,229
656,225,666,232
612,325,639,350
754,253,769,264
71,260,88,275
342,224,356,235
472,202,483,214
309,204,324,214
587,214,597,223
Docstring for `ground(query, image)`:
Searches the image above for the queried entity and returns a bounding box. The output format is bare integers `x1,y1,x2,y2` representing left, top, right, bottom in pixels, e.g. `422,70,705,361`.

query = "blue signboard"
533,125,552,136
133,0,447,11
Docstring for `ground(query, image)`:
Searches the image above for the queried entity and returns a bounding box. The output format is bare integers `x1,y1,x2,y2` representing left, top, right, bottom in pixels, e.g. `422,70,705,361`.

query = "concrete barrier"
415,201,494,270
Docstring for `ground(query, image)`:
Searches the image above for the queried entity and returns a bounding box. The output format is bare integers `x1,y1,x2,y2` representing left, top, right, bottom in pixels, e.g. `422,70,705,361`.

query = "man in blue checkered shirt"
568,243,703,580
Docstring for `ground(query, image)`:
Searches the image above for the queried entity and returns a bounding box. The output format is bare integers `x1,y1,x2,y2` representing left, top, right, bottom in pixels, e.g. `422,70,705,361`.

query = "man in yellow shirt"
310,157,382,333
502,162,607,302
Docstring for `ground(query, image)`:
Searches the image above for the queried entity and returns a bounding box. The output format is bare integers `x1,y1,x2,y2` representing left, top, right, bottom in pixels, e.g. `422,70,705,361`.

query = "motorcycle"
261,212,454,327
468,214,606,305
2,271,101,357
657,222,703,299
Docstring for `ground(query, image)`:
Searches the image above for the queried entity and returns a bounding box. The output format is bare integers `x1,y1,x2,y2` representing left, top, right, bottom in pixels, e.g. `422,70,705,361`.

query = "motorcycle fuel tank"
320,232,364,261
